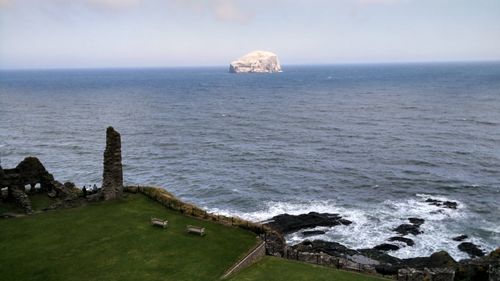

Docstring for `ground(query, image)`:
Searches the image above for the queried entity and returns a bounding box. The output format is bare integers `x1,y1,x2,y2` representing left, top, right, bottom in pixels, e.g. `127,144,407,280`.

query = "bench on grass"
186,225,205,236
151,217,168,228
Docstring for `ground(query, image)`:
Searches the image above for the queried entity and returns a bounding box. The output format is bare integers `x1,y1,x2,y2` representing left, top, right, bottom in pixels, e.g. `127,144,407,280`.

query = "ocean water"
1,63,499,260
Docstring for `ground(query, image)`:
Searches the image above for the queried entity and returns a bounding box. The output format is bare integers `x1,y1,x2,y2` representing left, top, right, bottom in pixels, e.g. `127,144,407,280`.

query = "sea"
1,63,499,260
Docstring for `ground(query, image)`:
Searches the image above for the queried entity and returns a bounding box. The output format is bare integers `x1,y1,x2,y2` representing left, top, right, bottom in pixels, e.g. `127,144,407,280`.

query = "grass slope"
230,256,389,281
0,194,258,281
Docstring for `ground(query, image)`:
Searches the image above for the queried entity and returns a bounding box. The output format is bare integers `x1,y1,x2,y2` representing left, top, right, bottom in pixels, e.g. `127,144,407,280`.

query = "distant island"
229,51,282,73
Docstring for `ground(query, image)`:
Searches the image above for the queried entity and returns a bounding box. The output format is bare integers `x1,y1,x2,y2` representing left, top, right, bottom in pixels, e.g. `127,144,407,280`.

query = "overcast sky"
1,0,499,69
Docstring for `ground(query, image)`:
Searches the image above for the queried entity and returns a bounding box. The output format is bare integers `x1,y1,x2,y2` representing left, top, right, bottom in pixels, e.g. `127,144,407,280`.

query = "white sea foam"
207,199,344,222
206,194,496,260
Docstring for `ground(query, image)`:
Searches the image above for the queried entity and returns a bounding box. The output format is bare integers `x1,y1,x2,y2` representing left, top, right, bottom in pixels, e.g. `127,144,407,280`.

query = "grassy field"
0,194,258,281
230,256,388,281
1,193,386,281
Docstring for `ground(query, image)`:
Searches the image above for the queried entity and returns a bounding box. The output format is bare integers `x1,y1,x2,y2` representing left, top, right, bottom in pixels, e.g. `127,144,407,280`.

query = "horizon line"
1,59,499,71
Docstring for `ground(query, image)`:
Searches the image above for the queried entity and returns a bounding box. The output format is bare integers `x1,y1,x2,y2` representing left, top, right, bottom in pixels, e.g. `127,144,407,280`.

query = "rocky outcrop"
291,239,461,275
101,127,123,200
229,51,282,73
453,235,468,242
455,248,500,281
302,230,326,237
293,240,358,258
393,217,425,236
458,242,485,258
394,224,423,236
357,248,404,267
266,209,500,280
374,243,400,251
408,217,425,226
404,251,457,269
425,198,458,209
265,212,352,234
389,236,415,246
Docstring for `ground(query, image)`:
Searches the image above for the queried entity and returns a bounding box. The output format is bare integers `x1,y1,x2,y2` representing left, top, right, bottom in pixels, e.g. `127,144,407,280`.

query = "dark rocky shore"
264,206,499,281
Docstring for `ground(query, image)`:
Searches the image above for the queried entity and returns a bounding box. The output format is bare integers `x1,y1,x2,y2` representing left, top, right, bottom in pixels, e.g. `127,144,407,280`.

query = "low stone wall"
221,241,266,279
283,246,377,274
125,185,271,234
397,267,455,281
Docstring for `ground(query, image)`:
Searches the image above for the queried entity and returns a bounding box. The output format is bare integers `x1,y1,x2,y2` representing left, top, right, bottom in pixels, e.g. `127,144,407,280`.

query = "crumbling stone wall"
0,157,81,214
398,267,455,281
15,157,55,191
0,157,59,213
101,127,123,200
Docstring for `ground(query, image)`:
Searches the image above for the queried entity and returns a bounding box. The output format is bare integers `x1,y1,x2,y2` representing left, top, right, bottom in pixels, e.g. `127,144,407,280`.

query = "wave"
206,194,495,260
207,199,344,223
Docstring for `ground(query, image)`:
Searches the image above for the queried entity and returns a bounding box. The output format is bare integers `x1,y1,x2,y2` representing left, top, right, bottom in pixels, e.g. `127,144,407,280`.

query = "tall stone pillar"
101,127,123,200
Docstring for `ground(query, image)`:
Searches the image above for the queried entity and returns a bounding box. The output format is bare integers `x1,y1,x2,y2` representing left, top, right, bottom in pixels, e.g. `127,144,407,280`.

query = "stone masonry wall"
101,127,123,200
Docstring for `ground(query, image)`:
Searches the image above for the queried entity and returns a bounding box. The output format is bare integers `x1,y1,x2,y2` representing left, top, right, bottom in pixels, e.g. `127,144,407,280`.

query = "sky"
0,0,499,69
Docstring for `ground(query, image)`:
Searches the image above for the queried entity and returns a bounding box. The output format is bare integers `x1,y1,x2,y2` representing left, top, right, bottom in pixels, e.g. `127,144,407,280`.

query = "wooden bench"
150,217,168,228
186,225,205,236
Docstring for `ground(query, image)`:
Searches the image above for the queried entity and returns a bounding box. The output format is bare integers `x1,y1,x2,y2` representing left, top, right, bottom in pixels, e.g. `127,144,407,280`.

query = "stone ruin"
101,127,123,200
1,126,125,213
0,157,79,214
397,267,455,281
88,126,123,201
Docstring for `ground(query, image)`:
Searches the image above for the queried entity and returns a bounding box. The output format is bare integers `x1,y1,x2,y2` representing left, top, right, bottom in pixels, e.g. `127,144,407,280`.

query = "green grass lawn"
0,194,258,281
1,193,385,281
229,256,389,281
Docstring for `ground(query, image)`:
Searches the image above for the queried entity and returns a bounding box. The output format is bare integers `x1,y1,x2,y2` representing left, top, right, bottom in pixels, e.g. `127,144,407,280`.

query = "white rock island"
229,51,282,73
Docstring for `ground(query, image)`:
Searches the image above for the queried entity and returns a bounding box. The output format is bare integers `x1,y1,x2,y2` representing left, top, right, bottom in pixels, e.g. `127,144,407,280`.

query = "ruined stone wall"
0,157,61,213
397,267,455,281
101,127,123,200
1,157,56,192
282,246,377,274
